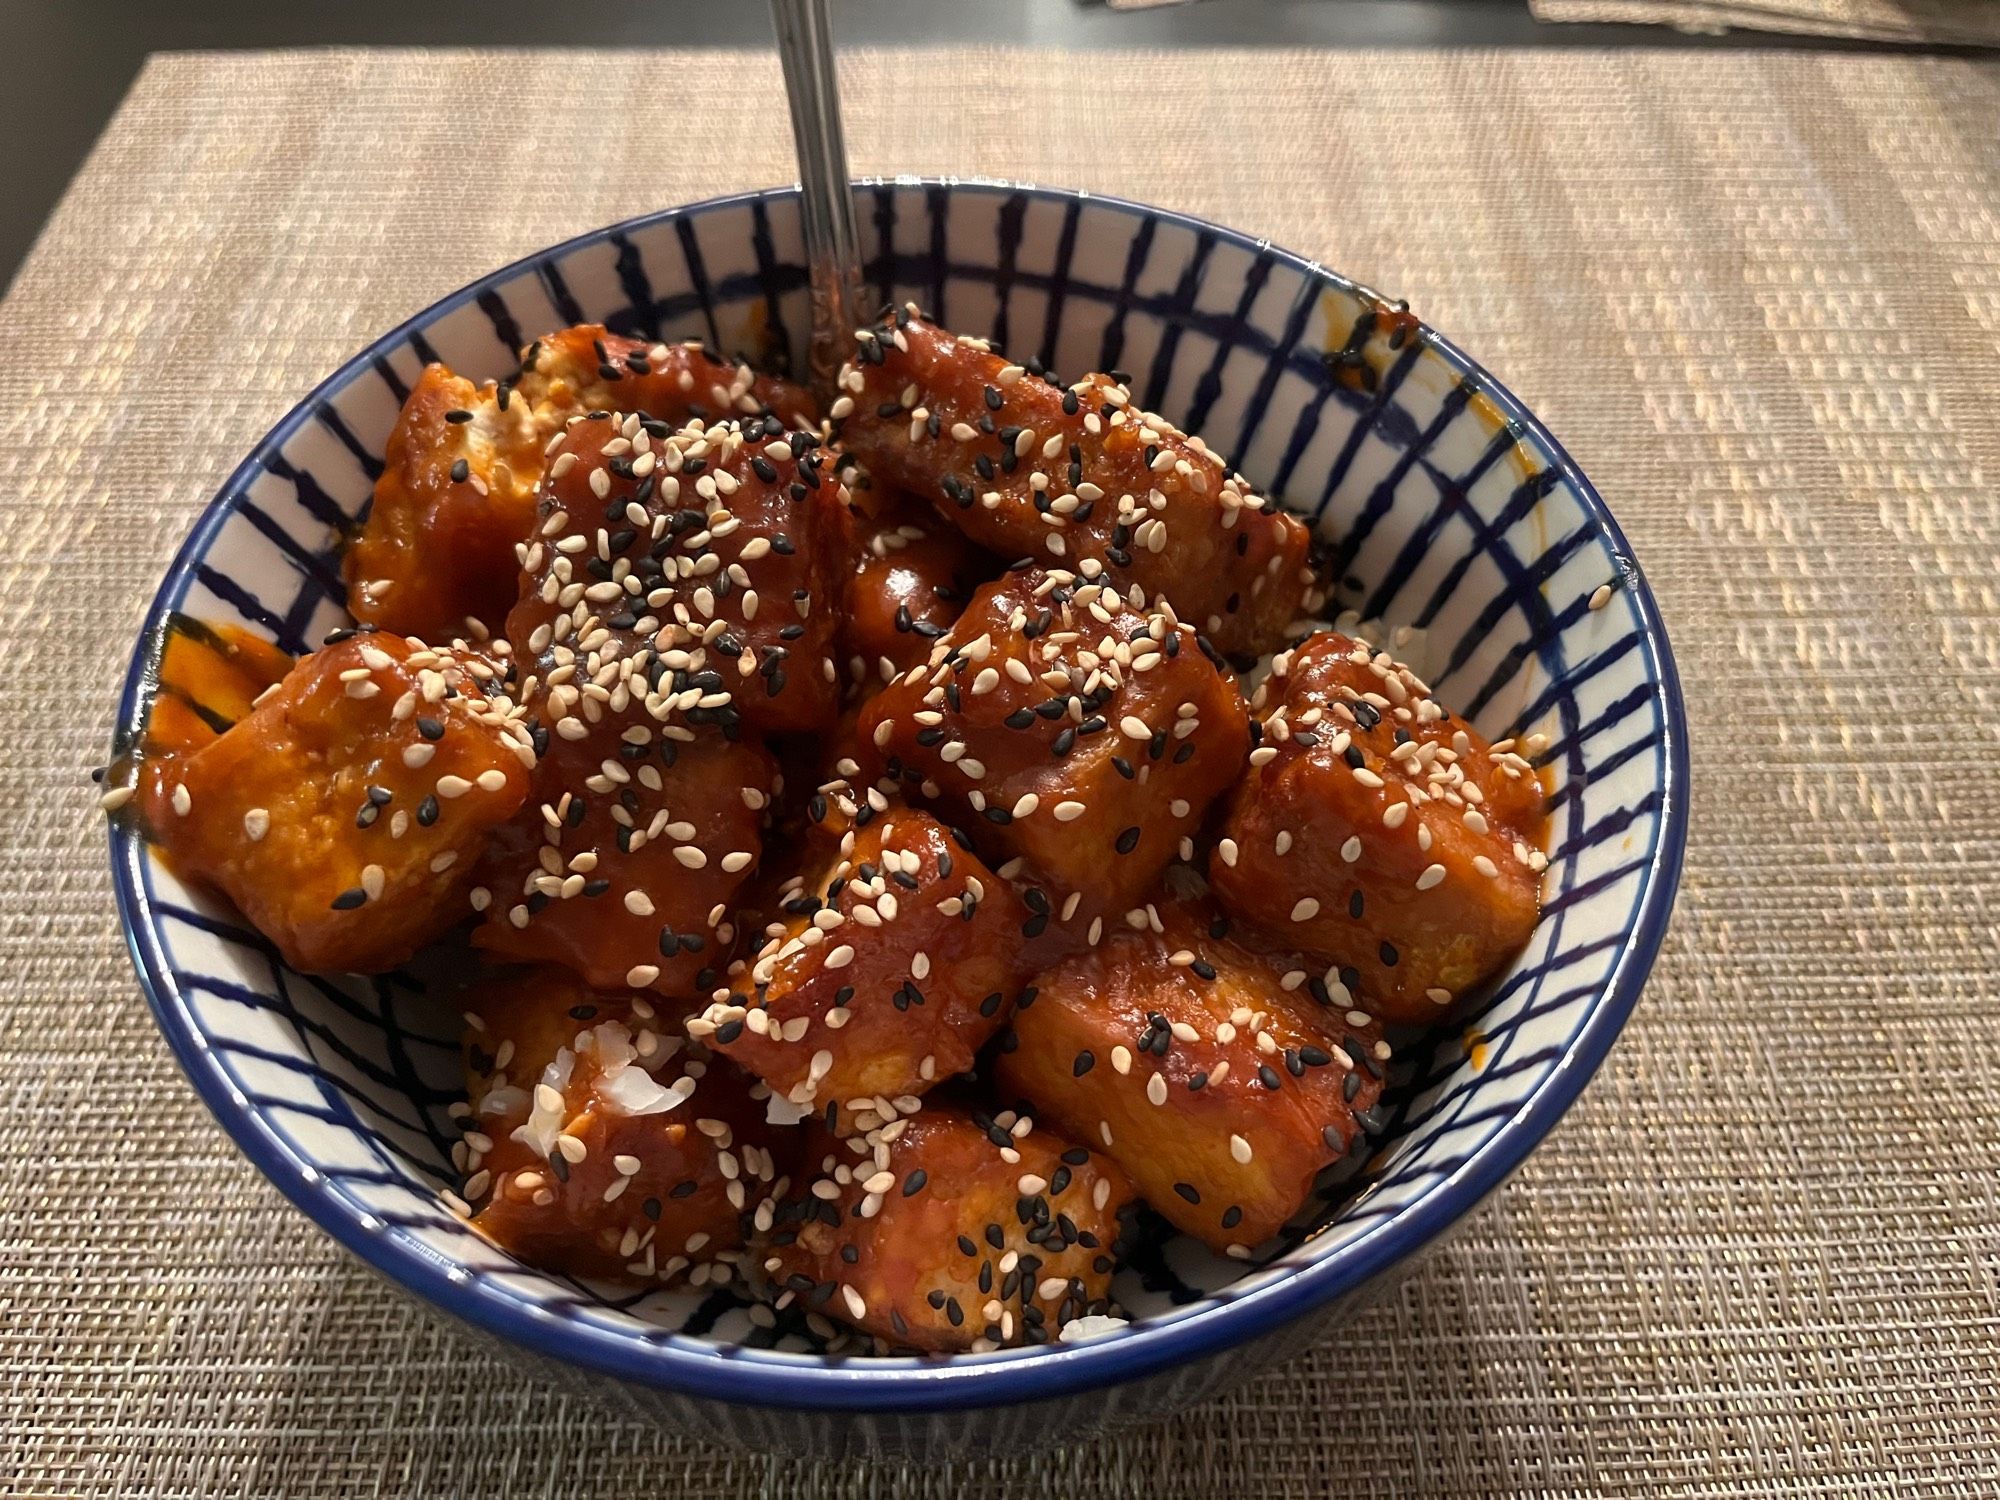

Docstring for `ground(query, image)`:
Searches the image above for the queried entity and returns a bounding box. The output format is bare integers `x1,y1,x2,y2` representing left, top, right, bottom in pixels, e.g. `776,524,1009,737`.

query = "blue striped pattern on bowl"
109,181,1687,1454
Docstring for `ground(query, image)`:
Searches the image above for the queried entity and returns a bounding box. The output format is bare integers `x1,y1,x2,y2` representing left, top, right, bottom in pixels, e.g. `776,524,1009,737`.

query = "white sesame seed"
1053,800,1087,822
1472,854,1500,878
1291,897,1320,922
624,891,656,916
1119,715,1152,740
1589,582,1614,611
241,807,270,841
824,944,855,970
1111,1046,1132,1075
435,775,473,799
1383,802,1409,829
1341,836,1363,863
1017,1174,1048,1196
169,784,192,817
360,864,386,901
1229,1134,1253,1165
1145,1073,1168,1107
1416,863,1448,891
475,768,508,792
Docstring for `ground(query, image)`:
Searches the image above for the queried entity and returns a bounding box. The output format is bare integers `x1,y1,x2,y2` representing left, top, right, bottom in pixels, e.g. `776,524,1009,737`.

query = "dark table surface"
6,0,1981,297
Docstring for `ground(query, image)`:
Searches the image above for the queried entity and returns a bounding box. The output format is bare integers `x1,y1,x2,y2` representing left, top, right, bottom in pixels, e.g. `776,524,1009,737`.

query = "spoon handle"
769,0,865,396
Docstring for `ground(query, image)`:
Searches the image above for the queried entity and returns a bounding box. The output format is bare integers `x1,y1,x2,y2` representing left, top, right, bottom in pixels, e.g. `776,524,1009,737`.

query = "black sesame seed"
330,888,367,910
449,458,469,483
1114,826,1141,855
1072,1050,1095,1077
1173,1182,1201,1204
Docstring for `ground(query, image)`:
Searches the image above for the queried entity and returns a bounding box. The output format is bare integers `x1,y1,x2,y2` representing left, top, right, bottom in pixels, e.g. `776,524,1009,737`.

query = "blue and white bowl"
109,181,1688,1459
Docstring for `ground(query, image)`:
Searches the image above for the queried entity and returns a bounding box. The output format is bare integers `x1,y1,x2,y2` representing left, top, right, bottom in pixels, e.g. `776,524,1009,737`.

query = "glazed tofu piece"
345,325,815,640
510,325,817,433
761,1102,1134,1351
146,632,534,973
344,363,549,641
456,965,774,1287
473,715,777,999
1208,630,1546,1023
693,799,1032,1115
508,409,844,737
856,568,1249,927
830,307,1322,656
996,899,1387,1255
839,490,994,688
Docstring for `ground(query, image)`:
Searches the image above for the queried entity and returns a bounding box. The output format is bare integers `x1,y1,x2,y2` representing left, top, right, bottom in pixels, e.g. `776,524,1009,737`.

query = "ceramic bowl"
109,180,1687,1460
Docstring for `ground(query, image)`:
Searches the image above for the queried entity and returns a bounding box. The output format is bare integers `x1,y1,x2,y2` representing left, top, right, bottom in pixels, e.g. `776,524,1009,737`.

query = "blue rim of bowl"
109,179,1689,1414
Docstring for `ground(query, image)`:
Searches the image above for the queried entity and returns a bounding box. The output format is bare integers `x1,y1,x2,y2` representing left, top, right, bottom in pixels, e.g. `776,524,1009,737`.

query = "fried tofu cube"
473,716,777,998
1208,631,1546,1023
147,632,534,973
694,801,1032,1114
457,965,774,1287
511,325,817,433
762,1103,1134,1351
345,325,815,639
839,490,994,688
831,308,1322,656
995,899,1387,1254
344,364,549,641
856,569,1249,926
509,409,844,737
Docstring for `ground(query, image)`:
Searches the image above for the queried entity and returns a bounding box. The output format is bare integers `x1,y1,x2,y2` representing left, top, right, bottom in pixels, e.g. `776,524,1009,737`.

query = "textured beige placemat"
1531,0,2000,45
4,45,2000,1498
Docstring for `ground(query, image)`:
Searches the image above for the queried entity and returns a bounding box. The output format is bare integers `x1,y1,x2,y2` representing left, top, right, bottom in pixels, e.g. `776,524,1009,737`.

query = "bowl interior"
113,181,1681,1404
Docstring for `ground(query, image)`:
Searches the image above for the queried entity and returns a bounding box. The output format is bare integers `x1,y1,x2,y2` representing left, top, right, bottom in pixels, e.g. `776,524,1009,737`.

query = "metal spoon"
769,0,865,397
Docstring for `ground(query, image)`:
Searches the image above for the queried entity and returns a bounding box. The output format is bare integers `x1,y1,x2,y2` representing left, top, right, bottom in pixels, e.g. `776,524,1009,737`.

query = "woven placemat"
1530,0,2000,46
4,46,2000,1497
